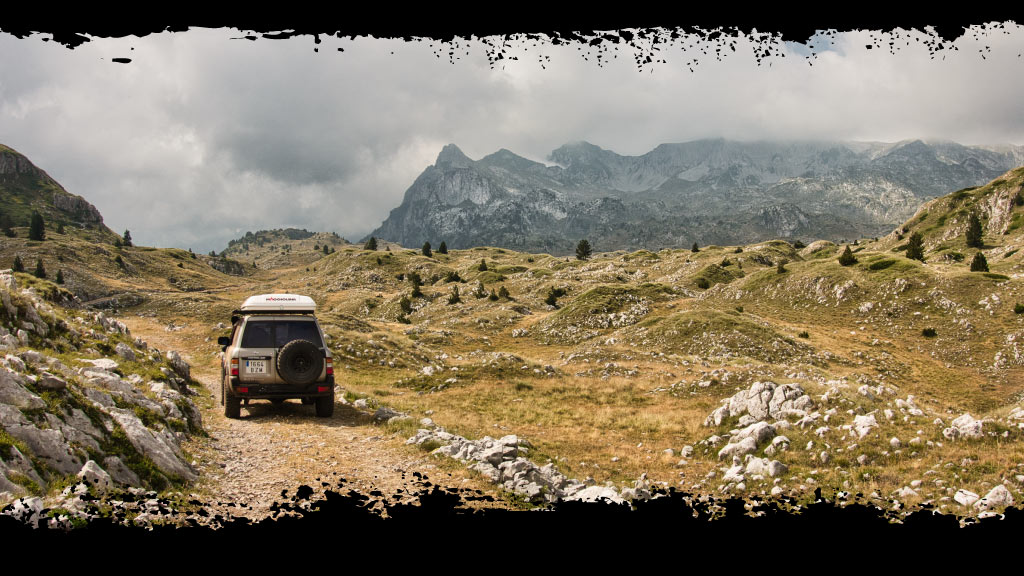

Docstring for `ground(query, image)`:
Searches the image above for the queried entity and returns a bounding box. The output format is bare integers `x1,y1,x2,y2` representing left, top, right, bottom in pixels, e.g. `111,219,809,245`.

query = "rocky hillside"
0,144,116,244
221,228,349,270
1,269,203,513
369,139,1024,254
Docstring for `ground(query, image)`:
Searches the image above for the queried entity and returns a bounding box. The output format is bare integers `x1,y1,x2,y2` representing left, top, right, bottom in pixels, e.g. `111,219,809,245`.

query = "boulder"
853,414,878,438
0,369,46,410
943,414,984,440
165,351,190,380
76,460,113,491
114,343,136,361
975,485,1014,510
109,408,197,482
954,489,980,507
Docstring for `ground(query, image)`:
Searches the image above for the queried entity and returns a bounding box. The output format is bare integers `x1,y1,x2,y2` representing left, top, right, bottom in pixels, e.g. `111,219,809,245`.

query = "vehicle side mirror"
218,336,231,347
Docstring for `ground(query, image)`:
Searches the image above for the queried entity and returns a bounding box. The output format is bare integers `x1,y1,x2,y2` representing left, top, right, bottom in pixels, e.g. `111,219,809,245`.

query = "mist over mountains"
369,139,1024,254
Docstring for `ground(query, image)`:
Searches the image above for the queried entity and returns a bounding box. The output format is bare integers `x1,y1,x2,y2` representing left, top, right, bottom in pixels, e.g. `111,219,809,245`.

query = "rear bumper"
228,375,334,399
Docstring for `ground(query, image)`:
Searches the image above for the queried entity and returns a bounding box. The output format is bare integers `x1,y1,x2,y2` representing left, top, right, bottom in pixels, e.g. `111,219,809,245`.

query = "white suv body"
219,294,335,418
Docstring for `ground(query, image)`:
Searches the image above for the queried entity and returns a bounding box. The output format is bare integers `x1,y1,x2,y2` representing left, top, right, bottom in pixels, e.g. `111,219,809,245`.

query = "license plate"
246,360,266,374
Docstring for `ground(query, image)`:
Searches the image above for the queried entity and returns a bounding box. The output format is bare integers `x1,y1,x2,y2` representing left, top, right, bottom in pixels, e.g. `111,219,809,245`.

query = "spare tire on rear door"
277,339,324,385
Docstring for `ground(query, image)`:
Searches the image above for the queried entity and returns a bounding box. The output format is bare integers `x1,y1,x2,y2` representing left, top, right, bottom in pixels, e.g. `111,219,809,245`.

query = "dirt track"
123,318,506,521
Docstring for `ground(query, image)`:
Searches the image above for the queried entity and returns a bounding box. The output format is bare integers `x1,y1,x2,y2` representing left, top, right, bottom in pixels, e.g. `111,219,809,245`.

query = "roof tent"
239,294,317,314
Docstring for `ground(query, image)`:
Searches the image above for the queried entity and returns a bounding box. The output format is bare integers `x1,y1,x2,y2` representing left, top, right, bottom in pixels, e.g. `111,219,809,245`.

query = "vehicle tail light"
230,358,238,376
238,387,248,393
318,386,329,392
325,357,333,376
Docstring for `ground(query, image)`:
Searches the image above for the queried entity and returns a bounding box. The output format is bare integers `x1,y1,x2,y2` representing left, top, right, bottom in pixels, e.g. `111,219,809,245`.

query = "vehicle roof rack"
238,294,317,314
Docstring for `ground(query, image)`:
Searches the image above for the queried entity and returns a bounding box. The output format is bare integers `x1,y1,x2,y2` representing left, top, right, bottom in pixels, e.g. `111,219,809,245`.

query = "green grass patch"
868,259,897,271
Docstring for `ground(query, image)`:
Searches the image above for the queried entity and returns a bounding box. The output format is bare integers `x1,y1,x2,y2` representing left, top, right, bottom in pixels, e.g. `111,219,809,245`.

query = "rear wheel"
224,377,241,419
270,398,286,405
315,394,334,418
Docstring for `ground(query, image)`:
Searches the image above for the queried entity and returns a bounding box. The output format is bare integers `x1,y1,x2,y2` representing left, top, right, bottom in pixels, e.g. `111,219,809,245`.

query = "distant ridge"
368,139,1024,254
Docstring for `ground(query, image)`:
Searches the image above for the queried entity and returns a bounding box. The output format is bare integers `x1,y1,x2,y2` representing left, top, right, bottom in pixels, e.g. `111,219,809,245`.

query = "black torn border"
2,473,1023,550
0,8,1021,68
1,6,1023,545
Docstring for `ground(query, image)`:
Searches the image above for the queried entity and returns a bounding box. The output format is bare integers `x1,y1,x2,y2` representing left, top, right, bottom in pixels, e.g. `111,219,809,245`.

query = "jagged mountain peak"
435,143,473,168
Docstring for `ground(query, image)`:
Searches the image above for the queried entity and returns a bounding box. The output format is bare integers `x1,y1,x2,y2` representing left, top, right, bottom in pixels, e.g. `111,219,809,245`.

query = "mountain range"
368,139,1024,254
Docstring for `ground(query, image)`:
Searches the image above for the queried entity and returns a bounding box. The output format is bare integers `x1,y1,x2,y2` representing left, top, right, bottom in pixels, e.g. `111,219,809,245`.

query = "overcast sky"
1,24,1023,252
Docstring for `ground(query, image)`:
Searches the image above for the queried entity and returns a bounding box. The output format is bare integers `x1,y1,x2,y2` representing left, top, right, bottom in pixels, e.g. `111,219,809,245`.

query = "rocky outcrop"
407,426,637,504
704,381,814,427
0,277,203,504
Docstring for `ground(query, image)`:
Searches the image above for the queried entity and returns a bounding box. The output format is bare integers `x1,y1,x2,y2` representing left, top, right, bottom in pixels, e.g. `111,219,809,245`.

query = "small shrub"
776,259,787,273
691,242,699,253
498,285,510,300
838,245,857,266
1014,303,1024,314
444,270,462,283
720,258,731,266
792,240,806,249
696,278,710,290
399,296,412,314
969,252,989,272
478,259,488,271
489,289,498,301
544,286,566,307
797,331,809,338
473,281,487,299
922,328,937,338
733,247,742,254
735,305,743,313
447,285,461,304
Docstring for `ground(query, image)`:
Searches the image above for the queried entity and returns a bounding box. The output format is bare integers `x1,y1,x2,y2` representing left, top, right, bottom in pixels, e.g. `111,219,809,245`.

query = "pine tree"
399,295,412,314
576,239,592,261
488,288,498,301
323,244,330,255
498,285,510,300
438,241,448,254
838,245,857,266
478,259,488,272
447,285,461,304
966,212,983,248
906,232,925,262
364,237,377,250
474,281,487,299
56,269,64,284
114,238,122,248
422,242,432,257
970,252,989,272
29,211,45,241
12,255,24,272
122,229,132,247
691,242,699,253
56,222,65,234
776,259,787,273
34,258,46,279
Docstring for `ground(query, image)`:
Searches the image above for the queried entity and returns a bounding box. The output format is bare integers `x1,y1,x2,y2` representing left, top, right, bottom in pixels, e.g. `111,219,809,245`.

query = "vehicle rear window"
240,320,324,348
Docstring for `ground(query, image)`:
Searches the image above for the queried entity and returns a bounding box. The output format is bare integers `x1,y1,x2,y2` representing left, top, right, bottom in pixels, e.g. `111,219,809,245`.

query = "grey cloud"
1,26,1023,253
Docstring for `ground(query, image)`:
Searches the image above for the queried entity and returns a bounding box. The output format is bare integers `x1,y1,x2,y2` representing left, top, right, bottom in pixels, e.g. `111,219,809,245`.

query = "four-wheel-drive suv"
218,294,335,418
